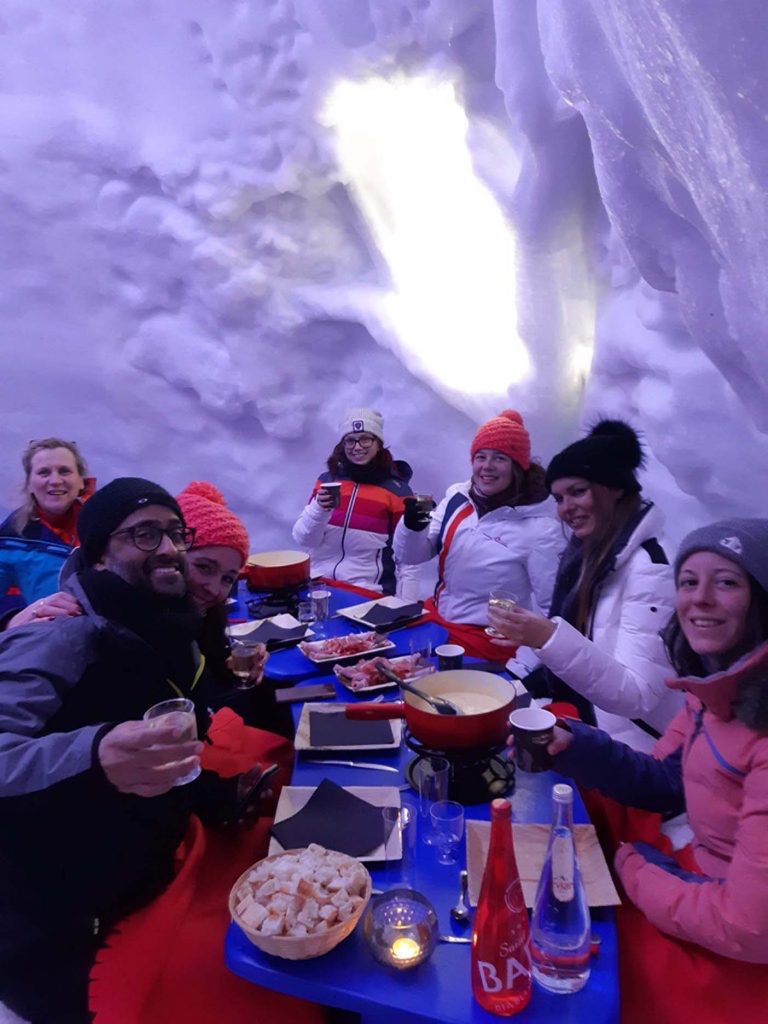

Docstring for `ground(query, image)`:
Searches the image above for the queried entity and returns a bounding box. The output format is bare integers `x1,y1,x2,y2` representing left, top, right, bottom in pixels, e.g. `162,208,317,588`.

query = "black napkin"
270,778,396,857
309,711,394,747
231,621,307,648
361,601,423,628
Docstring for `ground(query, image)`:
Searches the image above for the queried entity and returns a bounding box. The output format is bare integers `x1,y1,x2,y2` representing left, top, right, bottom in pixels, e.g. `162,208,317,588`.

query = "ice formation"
1,0,765,554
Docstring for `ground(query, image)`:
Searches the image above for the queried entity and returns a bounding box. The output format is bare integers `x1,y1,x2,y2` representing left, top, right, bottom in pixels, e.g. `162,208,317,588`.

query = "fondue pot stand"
345,669,515,751
245,550,310,592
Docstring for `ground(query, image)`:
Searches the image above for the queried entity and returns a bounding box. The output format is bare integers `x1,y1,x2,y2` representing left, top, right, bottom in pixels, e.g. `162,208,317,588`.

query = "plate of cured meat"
298,631,395,666
333,654,424,694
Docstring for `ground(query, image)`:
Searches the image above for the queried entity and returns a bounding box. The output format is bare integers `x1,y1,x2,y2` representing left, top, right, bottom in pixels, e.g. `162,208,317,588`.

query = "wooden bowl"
229,849,372,960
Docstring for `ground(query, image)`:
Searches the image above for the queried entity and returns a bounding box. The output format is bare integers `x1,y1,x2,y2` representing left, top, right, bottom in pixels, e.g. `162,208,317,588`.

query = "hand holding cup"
98,712,203,797
403,495,434,532
317,482,342,511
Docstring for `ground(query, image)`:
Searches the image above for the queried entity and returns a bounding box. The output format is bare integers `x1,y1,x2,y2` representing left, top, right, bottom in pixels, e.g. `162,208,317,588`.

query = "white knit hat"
339,407,384,440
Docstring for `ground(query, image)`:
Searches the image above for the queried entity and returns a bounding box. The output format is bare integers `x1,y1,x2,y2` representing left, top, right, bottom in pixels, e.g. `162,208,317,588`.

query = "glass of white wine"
486,589,518,638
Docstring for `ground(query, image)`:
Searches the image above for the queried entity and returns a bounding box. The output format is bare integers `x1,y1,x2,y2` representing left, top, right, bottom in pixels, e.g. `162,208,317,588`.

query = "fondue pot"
244,550,310,592
345,669,515,751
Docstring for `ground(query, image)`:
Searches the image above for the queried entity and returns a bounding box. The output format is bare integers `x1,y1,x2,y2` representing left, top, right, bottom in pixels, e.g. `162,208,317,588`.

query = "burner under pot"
246,587,302,619
404,732,515,805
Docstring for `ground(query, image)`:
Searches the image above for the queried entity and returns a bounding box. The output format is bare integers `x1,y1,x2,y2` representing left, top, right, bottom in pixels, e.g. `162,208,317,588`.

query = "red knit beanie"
176,482,249,564
470,410,531,469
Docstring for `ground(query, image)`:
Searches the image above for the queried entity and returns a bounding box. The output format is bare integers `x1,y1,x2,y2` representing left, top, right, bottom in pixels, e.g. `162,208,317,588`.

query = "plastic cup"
311,588,332,622
413,756,450,845
320,482,342,508
508,707,556,773
230,641,265,690
143,697,201,785
486,590,518,638
435,644,464,671
429,801,465,865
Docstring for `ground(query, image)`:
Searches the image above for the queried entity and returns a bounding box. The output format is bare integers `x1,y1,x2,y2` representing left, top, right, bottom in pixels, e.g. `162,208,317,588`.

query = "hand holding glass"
486,590,518,638
230,641,267,689
143,698,201,785
429,800,465,865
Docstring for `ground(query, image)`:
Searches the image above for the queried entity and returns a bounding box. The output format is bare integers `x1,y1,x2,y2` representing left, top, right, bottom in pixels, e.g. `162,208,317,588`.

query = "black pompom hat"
545,420,645,495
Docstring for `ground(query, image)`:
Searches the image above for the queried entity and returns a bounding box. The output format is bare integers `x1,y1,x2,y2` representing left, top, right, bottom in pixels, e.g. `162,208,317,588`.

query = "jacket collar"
611,500,665,571
669,640,768,728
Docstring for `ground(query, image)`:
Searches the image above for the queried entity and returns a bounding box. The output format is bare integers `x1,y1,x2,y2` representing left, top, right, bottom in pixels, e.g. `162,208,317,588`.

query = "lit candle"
391,936,421,962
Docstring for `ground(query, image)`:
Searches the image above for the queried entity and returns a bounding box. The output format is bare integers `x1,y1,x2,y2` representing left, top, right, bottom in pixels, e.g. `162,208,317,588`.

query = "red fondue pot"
346,669,515,751
244,550,310,591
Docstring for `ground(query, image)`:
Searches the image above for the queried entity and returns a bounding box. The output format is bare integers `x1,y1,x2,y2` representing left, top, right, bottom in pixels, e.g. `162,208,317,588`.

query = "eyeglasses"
343,434,377,451
109,524,196,552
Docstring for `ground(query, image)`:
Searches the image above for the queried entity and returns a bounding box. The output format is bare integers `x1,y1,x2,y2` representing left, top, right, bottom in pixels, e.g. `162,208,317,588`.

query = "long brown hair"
12,438,88,532
571,491,643,633
508,460,549,506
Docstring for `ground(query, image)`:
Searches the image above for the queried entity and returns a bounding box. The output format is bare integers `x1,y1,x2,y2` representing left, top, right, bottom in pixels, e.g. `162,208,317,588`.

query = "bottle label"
476,958,532,993
503,878,526,915
552,833,574,901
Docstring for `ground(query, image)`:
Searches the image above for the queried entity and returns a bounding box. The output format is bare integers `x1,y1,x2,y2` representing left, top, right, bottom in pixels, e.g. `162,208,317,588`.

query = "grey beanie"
674,519,768,593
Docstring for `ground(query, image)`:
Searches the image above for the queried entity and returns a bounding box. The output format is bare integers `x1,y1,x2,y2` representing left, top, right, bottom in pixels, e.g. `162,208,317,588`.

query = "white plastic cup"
143,697,201,785
311,589,332,622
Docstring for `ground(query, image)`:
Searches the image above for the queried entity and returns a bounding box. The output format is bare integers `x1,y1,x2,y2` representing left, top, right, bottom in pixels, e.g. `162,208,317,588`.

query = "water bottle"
471,798,532,1016
531,783,591,993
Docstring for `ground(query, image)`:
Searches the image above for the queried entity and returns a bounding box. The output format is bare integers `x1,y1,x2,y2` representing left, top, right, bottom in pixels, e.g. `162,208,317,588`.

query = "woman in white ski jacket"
394,410,563,660
487,420,682,751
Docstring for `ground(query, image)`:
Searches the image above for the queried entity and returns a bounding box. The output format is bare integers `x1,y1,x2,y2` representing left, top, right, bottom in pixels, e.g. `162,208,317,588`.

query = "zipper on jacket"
330,482,358,580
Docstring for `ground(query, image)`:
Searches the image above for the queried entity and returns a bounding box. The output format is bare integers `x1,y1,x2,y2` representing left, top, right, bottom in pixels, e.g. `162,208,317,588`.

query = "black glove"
402,496,433,532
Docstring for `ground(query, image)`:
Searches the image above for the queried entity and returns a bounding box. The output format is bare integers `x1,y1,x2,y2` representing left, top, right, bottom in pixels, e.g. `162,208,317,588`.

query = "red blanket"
90,711,324,1024
582,791,768,1024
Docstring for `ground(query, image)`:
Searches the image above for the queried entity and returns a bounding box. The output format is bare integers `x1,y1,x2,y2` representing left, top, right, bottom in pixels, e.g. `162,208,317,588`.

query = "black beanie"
545,420,645,495
77,477,183,565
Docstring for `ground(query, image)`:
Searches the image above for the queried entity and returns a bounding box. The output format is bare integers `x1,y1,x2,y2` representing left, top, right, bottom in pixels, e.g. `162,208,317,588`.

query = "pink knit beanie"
176,482,249,564
470,410,531,470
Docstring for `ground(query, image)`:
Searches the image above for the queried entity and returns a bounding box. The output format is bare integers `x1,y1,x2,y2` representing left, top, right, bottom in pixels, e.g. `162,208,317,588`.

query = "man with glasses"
0,478,261,1022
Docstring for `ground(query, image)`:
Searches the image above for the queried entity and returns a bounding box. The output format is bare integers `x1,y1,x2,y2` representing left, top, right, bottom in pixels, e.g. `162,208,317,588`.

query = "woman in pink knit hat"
394,410,563,660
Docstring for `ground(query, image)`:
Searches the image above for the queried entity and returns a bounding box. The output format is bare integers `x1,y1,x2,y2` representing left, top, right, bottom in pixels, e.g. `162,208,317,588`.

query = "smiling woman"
0,438,94,621
488,420,681,749
394,409,563,659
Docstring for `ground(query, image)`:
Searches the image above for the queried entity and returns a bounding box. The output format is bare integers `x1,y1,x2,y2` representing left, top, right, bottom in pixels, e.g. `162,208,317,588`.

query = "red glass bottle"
471,798,532,1016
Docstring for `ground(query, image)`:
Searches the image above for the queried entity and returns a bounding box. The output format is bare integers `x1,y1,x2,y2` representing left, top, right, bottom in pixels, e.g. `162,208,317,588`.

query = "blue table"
225,682,620,1024
229,582,448,682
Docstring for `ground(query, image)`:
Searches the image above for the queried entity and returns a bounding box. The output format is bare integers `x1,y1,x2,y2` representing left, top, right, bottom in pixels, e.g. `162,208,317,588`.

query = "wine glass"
408,636,434,678
429,800,465,865
485,589,518,638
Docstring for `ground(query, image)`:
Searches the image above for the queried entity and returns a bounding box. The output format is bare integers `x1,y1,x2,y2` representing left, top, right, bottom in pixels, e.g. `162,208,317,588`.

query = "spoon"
450,869,471,925
374,662,462,716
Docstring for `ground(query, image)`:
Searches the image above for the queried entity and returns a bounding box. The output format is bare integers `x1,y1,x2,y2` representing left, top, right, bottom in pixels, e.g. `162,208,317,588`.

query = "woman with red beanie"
176,482,294,737
394,410,563,659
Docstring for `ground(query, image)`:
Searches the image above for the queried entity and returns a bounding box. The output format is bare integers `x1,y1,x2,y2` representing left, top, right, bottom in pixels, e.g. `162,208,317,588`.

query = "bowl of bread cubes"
229,843,372,960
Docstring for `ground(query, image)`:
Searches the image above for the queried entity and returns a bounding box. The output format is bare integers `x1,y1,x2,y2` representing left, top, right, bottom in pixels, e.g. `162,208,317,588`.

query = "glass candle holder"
363,888,438,970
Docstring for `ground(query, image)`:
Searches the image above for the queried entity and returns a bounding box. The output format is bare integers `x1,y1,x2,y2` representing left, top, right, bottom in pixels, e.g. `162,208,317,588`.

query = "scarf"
78,568,203,694
36,502,81,547
468,482,525,518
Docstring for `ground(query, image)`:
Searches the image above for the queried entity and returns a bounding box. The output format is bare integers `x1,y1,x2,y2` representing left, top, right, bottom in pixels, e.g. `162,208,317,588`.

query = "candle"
364,888,438,970
391,936,421,962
